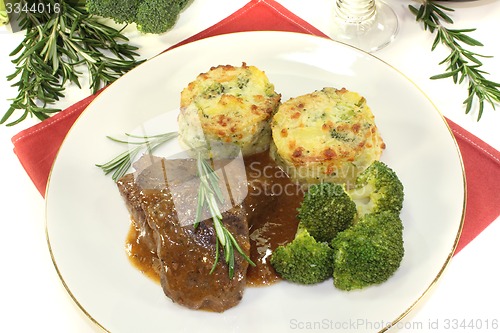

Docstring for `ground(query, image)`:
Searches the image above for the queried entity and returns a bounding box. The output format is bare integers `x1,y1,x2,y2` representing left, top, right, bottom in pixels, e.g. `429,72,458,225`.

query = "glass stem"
334,0,376,24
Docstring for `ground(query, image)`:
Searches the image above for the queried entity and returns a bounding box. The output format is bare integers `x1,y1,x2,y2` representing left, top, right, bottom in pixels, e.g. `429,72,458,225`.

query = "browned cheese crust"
271,87,385,186
178,63,281,157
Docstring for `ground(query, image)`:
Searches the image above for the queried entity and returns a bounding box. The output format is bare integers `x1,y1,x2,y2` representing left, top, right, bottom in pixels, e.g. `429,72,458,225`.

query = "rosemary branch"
409,0,500,120
1,0,145,126
195,152,254,278
96,132,178,181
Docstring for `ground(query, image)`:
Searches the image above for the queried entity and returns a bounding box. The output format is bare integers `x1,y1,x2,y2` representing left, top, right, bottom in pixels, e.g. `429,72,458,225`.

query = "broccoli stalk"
297,182,357,243
348,161,404,218
331,211,404,291
270,226,334,285
86,0,191,34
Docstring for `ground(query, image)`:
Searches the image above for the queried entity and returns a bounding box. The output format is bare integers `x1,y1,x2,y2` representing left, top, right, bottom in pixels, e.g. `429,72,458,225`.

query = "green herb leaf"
195,152,255,279
2,0,145,126
96,132,178,181
409,0,500,120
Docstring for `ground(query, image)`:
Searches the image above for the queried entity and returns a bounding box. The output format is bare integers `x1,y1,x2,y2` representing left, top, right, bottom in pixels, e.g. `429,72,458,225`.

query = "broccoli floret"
86,0,139,24
348,161,404,218
86,0,190,34
297,182,357,243
270,227,333,285
331,211,404,291
136,0,188,34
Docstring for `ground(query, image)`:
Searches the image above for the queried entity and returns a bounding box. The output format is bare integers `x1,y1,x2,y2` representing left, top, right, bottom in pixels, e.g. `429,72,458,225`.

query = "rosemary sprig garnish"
195,152,254,278
1,0,145,126
96,132,178,181
97,131,254,278
409,0,500,120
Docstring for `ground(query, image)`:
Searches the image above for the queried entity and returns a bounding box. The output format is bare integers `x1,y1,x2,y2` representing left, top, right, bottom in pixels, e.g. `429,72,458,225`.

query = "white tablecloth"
0,1,498,331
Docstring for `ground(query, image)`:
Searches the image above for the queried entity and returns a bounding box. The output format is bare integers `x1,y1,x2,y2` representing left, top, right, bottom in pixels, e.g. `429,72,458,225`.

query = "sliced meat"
117,155,250,312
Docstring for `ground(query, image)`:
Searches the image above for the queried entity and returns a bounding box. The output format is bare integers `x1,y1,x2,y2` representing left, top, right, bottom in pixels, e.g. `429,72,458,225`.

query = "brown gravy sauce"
126,224,161,284
125,150,303,286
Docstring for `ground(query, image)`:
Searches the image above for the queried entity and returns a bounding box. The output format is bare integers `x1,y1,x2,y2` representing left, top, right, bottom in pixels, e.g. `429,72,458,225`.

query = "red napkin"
446,119,500,253
11,0,500,254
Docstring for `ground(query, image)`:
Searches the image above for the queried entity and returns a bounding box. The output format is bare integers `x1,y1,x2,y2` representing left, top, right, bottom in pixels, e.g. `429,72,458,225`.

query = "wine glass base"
330,1,399,53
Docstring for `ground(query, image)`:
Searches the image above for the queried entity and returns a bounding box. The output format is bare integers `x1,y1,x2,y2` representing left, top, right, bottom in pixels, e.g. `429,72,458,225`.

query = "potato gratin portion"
271,87,385,186
178,63,281,157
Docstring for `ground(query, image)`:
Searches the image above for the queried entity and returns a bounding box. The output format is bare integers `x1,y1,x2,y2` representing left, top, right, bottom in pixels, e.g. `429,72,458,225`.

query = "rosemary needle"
96,132,178,181
409,1,500,120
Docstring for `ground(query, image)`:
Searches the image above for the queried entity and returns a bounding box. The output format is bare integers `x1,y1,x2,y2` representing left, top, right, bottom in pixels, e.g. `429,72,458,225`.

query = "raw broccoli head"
297,182,357,243
348,161,404,218
86,0,190,34
136,0,189,34
270,227,334,285
86,0,139,24
331,211,404,291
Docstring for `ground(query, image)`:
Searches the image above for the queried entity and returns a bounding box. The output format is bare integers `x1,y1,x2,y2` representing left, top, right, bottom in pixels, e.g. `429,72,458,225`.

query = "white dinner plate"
46,31,465,333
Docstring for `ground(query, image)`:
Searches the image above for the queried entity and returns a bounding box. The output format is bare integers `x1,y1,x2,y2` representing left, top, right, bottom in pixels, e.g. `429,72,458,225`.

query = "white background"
0,0,499,332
